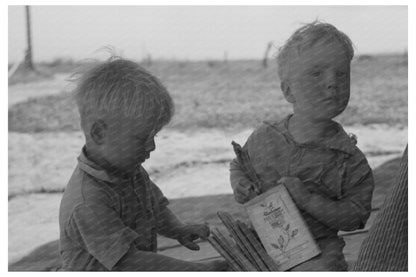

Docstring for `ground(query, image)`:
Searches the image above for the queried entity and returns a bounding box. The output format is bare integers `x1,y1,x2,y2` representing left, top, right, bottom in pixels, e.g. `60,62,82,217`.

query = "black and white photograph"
7,3,408,272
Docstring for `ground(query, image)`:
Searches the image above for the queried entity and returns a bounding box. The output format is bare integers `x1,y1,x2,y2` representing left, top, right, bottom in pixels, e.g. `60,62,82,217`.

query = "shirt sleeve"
230,123,283,195
244,123,283,187
140,166,170,209
65,203,139,270
149,180,170,209
343,150,375,229
229,125,263,194
230,158,246,190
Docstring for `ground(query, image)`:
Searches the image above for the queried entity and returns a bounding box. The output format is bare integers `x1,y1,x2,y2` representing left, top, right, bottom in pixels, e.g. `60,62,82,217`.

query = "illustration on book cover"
261,196,299,255
245,185,320,270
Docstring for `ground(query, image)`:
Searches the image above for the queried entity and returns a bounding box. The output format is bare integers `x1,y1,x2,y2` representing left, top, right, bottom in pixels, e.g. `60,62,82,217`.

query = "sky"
8,5,408,62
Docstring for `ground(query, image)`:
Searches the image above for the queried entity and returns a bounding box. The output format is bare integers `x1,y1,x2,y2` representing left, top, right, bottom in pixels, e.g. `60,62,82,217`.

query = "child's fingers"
234,190,249,204
234,190,257,204
194,224,210,240
280,176,302,187
185,224,209,240
236,184,257,198
239,178,254,189
203,221,211,236
234,193,246,204
235,183,251,197
179,238,200,251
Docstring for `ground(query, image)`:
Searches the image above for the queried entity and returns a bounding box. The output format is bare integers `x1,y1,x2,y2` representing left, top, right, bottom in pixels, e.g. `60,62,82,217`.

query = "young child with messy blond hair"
59,57,227,271
230,22,374,271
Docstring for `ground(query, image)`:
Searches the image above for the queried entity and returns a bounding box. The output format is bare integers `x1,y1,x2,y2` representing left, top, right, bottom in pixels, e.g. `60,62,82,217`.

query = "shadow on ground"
9,157,402,271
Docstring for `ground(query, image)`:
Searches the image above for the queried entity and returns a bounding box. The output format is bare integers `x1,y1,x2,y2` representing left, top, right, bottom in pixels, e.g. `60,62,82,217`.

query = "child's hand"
234,178,258,204
278,176,311,209
176,224,210,251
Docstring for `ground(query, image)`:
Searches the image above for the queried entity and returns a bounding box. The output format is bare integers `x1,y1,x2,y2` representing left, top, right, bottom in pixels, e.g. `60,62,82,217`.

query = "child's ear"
281,81,295,103
90,120,107,145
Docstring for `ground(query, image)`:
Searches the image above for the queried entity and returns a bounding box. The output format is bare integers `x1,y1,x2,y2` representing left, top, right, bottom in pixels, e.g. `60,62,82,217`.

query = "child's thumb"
196,224,210,239
179,238,200,251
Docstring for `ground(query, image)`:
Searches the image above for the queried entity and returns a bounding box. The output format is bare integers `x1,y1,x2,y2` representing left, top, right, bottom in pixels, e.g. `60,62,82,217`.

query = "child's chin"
322,105,346,119
310,112,340,121
136,156,147,164
332,107,347,118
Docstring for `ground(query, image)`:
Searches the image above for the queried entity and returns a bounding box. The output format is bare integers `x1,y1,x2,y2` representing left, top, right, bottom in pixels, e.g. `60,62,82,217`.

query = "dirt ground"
8,125,407,199
8,73,72,107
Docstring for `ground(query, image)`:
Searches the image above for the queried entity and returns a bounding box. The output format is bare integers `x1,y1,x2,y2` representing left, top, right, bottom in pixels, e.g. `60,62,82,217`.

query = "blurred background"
8,6,408,61
8,5,408,270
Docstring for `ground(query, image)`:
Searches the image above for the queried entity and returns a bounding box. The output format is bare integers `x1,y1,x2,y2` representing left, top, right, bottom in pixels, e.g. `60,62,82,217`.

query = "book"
209,212,280,271
231,140,320,270
244,185,321,271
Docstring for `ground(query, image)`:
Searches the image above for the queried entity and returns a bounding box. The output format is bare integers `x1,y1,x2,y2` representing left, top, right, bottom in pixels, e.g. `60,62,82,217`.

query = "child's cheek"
342,81,351,92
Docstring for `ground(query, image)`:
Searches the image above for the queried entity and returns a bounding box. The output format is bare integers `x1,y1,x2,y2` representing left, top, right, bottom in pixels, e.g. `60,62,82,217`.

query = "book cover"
244,185,321,271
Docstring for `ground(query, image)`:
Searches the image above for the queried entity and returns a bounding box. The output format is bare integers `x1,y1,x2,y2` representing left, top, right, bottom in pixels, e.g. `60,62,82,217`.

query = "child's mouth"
322,97,334,103
142,153,150,161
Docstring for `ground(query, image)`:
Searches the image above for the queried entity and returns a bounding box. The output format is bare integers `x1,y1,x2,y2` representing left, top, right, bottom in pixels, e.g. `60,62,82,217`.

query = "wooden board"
244,185,321,271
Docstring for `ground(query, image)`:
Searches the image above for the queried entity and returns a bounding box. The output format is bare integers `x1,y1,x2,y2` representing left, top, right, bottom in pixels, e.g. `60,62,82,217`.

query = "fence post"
23,5,35,70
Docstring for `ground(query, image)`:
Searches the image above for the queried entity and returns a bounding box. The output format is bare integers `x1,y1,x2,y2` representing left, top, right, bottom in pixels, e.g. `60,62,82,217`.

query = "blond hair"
72,57,174,133
277,21,354,82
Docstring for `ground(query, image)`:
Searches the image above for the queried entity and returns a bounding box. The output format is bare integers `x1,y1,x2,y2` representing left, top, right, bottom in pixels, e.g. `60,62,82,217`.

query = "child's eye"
136,136,147,142
310,71,321,77
337,71,348,78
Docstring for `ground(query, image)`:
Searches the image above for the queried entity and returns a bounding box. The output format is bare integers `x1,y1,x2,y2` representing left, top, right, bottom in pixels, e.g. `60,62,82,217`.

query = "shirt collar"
77,147,133,184
323,125,357,155
276,114,356,155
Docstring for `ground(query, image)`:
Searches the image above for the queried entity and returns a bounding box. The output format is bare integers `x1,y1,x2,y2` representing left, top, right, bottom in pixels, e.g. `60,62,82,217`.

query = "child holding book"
230,21,375,271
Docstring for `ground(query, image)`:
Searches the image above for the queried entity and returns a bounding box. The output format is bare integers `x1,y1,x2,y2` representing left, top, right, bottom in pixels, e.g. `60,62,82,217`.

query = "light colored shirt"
59,148,169,271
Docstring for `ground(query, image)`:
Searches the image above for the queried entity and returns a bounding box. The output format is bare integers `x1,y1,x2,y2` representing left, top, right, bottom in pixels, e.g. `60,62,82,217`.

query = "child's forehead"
305,40,348,57
106,114,158,134
292,41,350,68
128,117,157,133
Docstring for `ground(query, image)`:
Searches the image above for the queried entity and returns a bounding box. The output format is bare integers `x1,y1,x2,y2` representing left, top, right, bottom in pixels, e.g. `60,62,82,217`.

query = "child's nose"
327,82,338,90
146,139,156,152
325,72,339,91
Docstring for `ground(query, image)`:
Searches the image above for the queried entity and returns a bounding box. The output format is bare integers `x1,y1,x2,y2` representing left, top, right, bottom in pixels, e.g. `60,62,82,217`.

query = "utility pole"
23,5,34,70
262,41,273,68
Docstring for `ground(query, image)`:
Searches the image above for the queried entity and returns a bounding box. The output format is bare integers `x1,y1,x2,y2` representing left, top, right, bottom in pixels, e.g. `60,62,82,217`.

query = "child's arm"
157,207,210,250
66,202,227,271
230,124,279,204
230,158,258,203
149,178,210,250
114,245,226,271
281,172,374,231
